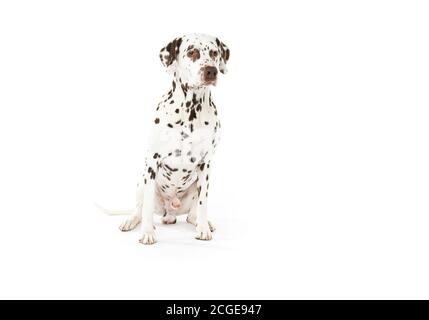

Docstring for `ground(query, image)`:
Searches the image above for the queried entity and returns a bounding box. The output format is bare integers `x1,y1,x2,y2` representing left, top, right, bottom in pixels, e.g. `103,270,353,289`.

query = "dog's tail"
94,203,133,216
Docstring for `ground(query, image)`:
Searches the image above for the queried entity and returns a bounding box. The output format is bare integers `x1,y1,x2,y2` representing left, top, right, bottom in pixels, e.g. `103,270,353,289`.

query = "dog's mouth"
201,79,217,86
190,80,217,89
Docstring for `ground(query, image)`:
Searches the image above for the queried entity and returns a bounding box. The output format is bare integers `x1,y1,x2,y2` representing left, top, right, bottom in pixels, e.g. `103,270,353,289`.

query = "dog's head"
159,34,230,88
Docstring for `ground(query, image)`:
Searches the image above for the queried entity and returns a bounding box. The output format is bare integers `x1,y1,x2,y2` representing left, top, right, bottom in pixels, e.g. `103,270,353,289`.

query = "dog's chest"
150,89,220,197
156,164,197,197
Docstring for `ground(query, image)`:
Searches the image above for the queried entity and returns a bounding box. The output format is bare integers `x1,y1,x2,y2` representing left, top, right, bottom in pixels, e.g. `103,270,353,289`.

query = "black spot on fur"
181,83,188,96
147,167,156,179
189,108,197,121
164,164,178,172
192,93,198,106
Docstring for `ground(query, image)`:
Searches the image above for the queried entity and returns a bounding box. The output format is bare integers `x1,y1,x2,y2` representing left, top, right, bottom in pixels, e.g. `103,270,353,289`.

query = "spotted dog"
119,34,230,244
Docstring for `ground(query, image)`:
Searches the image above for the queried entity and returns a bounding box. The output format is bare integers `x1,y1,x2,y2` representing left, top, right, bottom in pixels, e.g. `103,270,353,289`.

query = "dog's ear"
159,37,183,71
216,38,230,74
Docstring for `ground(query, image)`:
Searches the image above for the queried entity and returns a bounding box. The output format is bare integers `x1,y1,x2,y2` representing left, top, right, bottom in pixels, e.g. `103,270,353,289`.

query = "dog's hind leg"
187,210,216,232
119,214,141,232
119,179,144,232
162,212,177,224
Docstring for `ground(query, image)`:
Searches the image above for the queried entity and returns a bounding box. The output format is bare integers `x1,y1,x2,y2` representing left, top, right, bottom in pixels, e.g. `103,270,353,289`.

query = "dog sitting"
114,34,230,244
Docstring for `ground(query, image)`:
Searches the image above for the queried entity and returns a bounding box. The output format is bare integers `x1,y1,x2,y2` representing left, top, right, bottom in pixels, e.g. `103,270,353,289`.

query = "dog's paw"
119,216,141,232
186,215,197,226
187,217,216,232
162,214,177,225
139,231,156,245
195,223,213,241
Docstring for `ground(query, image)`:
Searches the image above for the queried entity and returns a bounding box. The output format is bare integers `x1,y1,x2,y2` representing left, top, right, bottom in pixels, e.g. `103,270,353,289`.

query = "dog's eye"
209,50,219,59
187,49,200,62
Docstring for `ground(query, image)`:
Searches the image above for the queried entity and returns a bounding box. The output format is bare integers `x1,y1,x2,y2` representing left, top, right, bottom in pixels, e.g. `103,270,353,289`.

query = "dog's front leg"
139,162,157,245
194,163,212,241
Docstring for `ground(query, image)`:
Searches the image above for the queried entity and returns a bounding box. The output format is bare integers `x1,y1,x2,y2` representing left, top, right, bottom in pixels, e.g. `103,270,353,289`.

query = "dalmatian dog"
117,34,230,245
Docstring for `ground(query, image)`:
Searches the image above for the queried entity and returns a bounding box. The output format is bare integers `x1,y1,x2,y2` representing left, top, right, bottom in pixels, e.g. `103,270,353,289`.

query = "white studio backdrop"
0,0,428,299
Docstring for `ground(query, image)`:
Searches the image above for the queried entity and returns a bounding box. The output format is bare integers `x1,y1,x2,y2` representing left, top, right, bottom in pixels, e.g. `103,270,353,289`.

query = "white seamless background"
0,0,428,299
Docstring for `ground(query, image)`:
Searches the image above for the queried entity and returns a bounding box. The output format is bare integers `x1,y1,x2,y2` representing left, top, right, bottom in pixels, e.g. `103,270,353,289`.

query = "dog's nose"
203,66,218,82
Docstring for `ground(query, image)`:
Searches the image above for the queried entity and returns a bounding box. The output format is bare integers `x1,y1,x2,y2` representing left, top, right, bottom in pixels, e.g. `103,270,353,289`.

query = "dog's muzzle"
202,66,218,84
